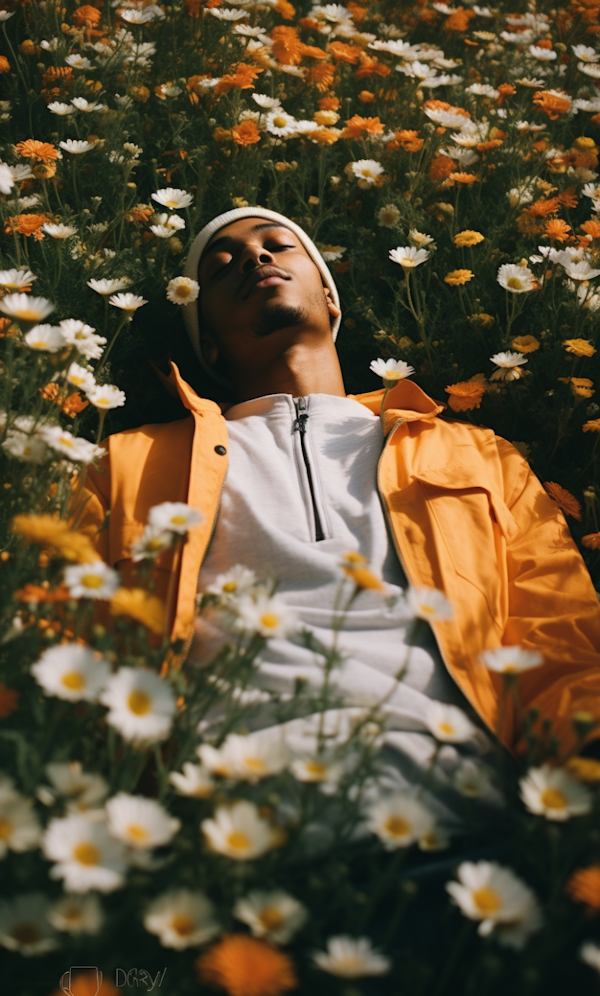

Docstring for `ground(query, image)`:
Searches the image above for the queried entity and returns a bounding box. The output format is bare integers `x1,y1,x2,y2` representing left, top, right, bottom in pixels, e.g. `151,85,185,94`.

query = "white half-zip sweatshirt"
191,393,493,818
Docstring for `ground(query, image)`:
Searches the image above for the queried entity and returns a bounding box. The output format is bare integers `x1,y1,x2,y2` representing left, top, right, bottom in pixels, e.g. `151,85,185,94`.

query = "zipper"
293,397,325,542
376,418,494,738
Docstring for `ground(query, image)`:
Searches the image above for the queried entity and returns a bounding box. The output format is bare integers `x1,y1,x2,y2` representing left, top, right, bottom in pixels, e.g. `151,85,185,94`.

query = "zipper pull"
293,397,308,433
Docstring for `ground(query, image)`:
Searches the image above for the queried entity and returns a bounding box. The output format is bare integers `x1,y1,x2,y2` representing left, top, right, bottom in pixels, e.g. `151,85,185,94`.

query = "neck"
232,339,346,402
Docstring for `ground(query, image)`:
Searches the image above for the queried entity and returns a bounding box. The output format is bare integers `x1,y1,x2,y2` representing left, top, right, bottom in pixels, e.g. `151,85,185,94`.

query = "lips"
241,265,290,298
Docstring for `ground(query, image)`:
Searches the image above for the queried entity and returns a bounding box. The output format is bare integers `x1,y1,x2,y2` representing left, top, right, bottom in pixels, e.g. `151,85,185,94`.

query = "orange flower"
558,185,578,208
564,338,596,357
0,684,19,719
582,532,600,549
16,583,71,603
270,25,303,64
566,756,600,781
62,392,89,418
0,56,10,73
445,378,486,411
567,866,600,912
72,4,102,26
48,979,121,996
274,0,295,17
423,99,470,120
583,419,600,432
347,1,367,20
543,482,582,520
215,64,263,96
429,155,456,181
213,127,232,142
5,214,52,240
497,82,516,103
310,128,339,145
449,172,478,184
308,62,336,91
545,218,571,242
196,935,297,996
444,269,473,286
528,196,560,217
446,7,475,30
558,376,595,398
16,139,59,163
125,204,153,223
512,335,540,353
232,121,261,146
354,52,391,79
581,220,600,239
40,382,62,403
341,114,384,138
393,129,423,152
318,96,340,110
358,89,375,103
476,139,503,152
329,40,361,64
533,90,571,119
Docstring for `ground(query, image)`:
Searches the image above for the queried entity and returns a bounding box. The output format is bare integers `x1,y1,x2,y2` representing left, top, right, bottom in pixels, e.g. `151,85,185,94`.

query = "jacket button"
214,445,227,455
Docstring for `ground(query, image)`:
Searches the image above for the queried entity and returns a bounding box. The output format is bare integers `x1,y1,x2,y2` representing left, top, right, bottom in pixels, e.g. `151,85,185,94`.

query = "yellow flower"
444,269,474,286
558,377,595,398
11,514,99,564
583,419,600,433
196,935,297,996
563,339,597,358
512,335,540,353
453,230,484,247
110,588,166,635
566,757,600,783
468,312,494,327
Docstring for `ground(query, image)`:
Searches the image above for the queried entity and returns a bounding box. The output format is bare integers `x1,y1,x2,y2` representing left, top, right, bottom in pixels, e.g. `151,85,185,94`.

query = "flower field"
2,0,600,993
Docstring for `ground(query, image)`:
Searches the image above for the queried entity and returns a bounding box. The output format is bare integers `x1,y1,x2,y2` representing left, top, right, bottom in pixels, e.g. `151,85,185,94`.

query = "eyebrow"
202,222,290,259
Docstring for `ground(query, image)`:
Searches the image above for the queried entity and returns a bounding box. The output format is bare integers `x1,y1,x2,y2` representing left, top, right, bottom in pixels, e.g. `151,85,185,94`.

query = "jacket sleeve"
496,437,600,756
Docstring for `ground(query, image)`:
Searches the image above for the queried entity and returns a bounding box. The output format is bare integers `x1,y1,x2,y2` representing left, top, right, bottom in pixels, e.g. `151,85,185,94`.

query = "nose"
239,241,275,273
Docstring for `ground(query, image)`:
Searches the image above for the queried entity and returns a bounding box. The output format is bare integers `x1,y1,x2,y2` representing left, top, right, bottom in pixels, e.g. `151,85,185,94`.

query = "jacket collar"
168,361,445,427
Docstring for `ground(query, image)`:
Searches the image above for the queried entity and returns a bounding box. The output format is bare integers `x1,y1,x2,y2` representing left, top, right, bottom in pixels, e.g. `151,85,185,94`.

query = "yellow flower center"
384,816,410,838
472,886,501,915
127,689,152,715
59,435,74,448
31,340,47,349
507,277,523,290
95,397,109,406
147,537,165,551
362,169,374,178
63,908,84,922
418,603,435,615
222,581,237,593
126,823,150,842
304,761,327,777
244,757,267,772
0,818,13,840
260,613,279,630
61,670,86,691
540,787,568,810
11,923,41,945
81,573,104,589
170,515,187,526
165,199,178,208
171,914,196,936
259,907,285,931
438,722,454,735
15,309,42,322
226,831,250,852
176,286,191,299
73,841,101,866
273,116,288,127
70,375,85,385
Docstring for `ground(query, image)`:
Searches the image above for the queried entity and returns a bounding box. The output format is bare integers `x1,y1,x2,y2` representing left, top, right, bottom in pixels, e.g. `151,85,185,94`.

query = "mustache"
241,264,290,299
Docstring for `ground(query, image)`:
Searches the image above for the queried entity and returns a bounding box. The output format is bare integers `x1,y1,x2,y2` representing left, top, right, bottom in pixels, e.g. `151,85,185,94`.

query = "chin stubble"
248,303,308,338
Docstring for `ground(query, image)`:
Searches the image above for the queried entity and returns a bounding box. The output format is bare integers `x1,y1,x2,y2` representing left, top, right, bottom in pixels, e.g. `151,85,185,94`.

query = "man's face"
197,217,334,375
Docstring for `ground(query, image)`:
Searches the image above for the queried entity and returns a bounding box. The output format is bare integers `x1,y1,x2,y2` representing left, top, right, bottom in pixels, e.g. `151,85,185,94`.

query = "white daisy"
447,861,542,947
0,269,36,291
519,764,593,821
497,263,535,293
218,731,289,782
350,159,384,187
389,246,430,269
65,362,95,393
0,795,42,856
65,54,92,69
44,761,108,811
59,319,107,359
581,942,600,973
0,162,13,194
108,292,148,314
197,743,234,778
234,890,307,944
424,701,475,744
169,763,215,799
252,93,281,109
151,187,194,210
366,794,434,849
201,800,282,860
106,793,181,849
87,277,130,296
290,755,344,792
23,325,66,352
42,814,128,893
1,430,49,464
166,276,200,305
143,889,220,950
454,760,491,799
209,6,248,18
48,102,75,115
99,667,176,744
31,645,110,702
479,646,543,674
406,587,453,622
42,223,77,239
313,936,391,978
369,357,415,387
572,44,599,62
408,229,436,248
130,524,173,562
563,260,600,281
148,501,203,535
235,592,298,638
489,351,529,382
579,61,600,78
59,139,94,154
0,894,59,956
47,894,104,935
0,293,54,325
41,425,105,463
86,384,126,410
64,562,120,600
204,565,257,603
265,110,298,137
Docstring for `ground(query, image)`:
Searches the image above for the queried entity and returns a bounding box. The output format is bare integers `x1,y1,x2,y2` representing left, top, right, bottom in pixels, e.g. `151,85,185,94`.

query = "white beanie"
181,206,341,378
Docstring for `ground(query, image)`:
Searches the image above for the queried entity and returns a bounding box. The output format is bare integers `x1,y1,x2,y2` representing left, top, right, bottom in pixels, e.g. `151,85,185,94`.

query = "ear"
324,287,342,319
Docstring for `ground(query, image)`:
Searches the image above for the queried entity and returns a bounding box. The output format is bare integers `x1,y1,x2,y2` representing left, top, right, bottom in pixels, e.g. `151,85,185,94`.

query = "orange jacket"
78,363,600,756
